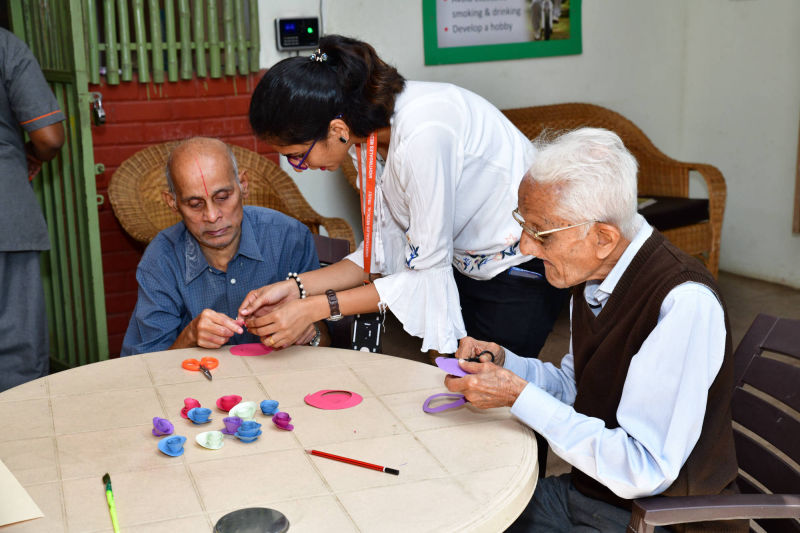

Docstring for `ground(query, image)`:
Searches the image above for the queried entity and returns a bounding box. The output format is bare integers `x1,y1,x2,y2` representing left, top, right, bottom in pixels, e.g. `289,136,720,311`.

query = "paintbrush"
102,473,120,533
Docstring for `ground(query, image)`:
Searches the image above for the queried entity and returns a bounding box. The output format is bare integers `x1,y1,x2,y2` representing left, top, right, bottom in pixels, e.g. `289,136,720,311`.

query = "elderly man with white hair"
446,128,744,532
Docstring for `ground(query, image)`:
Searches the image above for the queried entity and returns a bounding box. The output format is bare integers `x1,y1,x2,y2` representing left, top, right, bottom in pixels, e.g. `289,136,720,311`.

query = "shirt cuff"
510,382,568,435
372,266,466,353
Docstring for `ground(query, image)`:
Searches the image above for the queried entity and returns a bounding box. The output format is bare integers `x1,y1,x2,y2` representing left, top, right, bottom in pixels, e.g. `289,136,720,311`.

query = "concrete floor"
378,270,800,476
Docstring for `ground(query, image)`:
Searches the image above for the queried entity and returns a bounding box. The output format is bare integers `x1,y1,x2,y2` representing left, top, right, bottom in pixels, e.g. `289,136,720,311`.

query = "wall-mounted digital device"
275,17,320,50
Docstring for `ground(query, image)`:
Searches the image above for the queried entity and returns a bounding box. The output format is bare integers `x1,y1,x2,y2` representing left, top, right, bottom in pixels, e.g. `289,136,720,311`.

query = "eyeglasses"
285,138,318,171
512,208,597,243
285,113,344,171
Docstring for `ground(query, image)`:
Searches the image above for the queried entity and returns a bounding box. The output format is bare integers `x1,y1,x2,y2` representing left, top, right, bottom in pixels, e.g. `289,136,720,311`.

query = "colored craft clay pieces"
230,343,273,356
180,397,201,419
272,412,294,431
221,416,243,435
187,407,212,424
151,417,174,436
196,430,225,450
158,435,187,457
235,421,263,443
216,395,242,412
304,390,363,410
228,401,257,421
260,399,279,415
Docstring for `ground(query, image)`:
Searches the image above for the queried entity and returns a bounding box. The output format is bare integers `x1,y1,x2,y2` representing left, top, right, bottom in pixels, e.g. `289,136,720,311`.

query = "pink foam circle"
304,389,364,410
229,343,273,356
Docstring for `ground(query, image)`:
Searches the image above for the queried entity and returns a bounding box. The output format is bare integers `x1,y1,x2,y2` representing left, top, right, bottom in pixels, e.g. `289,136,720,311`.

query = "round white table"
0,346,538,532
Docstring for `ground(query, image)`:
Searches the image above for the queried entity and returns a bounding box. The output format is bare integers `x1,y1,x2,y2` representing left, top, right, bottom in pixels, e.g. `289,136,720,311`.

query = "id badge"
351,312,383,353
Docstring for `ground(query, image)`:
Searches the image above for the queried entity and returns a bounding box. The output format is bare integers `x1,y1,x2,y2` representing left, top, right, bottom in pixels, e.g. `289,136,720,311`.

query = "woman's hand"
238,280,298,321
247,297,322,348
456,336,505,366
444,360,526,409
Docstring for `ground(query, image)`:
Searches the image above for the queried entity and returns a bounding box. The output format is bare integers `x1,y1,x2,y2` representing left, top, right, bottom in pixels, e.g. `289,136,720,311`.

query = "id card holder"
351,312,383,353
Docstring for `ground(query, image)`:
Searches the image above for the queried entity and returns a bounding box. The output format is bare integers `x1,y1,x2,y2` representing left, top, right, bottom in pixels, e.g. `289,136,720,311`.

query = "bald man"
121,137,325,355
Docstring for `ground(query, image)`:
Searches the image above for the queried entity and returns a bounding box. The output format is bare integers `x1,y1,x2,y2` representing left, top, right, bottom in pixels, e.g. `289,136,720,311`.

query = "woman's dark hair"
249,35,405,145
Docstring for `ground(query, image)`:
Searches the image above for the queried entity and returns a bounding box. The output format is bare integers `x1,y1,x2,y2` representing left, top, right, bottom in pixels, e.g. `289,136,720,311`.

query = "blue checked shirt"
120,206,319,356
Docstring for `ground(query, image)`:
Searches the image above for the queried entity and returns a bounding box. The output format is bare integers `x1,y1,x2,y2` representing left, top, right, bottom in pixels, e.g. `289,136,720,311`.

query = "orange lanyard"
356,132,378,276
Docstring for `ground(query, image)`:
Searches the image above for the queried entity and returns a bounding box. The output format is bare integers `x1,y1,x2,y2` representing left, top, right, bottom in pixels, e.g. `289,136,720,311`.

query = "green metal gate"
9,0,109,368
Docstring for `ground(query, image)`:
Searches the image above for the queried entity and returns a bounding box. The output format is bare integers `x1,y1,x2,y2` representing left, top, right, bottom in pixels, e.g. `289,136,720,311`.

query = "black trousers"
454,257,568,477
453,257,567,357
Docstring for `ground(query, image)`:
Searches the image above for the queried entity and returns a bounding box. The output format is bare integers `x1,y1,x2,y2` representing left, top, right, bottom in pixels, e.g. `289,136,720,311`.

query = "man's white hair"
524,127,640,240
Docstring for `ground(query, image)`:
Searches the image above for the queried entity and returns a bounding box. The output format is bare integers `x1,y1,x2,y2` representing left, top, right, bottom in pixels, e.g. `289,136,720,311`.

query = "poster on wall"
423,0,581,65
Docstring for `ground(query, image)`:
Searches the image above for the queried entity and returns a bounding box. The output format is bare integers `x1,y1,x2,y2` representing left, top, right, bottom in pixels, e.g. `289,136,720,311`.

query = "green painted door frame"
8,0,109,368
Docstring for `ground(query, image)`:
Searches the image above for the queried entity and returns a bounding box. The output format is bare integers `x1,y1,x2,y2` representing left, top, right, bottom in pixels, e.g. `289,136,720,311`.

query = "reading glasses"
512,208,597,242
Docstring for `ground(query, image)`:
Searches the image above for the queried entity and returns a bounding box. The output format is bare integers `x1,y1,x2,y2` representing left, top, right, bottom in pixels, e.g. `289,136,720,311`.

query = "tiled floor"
380,271,800,475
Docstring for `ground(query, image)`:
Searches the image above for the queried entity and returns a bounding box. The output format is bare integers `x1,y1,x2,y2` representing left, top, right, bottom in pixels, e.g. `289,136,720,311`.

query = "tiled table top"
0,346,538,532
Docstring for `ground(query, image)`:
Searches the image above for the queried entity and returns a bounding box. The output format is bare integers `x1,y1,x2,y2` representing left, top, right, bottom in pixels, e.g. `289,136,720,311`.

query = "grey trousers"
0,251,48,392
507,474,669,533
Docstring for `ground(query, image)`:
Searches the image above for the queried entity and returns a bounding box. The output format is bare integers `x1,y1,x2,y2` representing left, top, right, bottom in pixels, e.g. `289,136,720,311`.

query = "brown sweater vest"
570,231,742,530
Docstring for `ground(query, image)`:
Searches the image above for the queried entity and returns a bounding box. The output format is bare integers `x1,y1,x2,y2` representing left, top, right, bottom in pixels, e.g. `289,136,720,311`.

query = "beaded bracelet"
286,272,307,299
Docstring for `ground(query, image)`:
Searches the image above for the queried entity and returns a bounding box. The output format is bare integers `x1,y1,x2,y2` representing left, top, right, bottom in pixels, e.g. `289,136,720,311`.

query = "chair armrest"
318,217,355,253
683,162,726,216
627,494,800,532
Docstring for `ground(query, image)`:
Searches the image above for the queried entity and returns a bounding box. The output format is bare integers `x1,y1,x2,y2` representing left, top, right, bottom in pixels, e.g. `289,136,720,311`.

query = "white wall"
681,1,800,288
258,0,800,287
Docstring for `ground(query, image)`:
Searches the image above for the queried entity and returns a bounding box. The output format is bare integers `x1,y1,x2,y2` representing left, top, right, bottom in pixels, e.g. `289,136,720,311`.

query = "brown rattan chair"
108,141,355,251
502,103,726,277
627,313,800,532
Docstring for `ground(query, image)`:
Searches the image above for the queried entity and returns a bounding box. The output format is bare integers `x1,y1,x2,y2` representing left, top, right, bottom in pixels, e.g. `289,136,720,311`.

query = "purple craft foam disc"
434,357,469,377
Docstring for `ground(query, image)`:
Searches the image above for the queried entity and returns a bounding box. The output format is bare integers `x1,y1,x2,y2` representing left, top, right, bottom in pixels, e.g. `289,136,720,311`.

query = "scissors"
181,357,219,381
465,350,495,363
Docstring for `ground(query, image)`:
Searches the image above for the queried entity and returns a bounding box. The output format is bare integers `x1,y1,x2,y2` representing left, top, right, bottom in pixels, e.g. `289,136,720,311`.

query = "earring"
339,136,348,144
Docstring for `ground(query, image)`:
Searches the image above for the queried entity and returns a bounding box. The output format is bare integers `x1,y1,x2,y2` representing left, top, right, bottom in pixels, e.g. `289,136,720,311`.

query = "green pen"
102,473,121,533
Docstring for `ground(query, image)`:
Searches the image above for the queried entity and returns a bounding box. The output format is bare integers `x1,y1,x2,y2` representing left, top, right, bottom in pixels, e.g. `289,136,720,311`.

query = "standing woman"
240,35,565,358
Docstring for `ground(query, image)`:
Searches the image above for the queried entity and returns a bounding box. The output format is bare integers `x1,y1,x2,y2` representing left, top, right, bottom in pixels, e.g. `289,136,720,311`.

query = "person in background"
447,128,744,532
121,137,327,355
0,28,65,391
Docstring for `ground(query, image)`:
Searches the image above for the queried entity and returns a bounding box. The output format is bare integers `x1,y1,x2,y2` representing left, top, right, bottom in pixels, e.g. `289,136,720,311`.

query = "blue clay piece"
187,407,212,424
260,400,279,415
158,435,187,456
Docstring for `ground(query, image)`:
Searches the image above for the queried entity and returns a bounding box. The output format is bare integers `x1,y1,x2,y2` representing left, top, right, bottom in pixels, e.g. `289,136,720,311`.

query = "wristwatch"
309,323,321,346
325,289,343,321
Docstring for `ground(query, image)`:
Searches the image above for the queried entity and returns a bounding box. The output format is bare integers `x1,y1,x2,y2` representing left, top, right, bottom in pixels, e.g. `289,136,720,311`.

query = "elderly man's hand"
189,309,244,349
456,336,506,366
444,360,527,409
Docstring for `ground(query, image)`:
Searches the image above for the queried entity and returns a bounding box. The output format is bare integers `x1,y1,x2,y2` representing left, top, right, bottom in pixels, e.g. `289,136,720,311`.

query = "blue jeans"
507,474,669,533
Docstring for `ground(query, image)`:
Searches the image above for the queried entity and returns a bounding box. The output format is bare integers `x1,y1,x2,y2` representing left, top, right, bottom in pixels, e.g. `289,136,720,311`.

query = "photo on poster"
423,0,582,65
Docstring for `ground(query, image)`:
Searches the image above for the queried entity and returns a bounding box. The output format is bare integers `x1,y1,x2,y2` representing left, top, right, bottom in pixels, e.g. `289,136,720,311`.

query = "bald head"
161,137,249,256
165,137,240,195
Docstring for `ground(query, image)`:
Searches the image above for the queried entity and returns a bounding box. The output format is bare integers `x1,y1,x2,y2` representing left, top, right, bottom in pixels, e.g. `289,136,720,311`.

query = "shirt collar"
182,208,263,284
584,214,651,309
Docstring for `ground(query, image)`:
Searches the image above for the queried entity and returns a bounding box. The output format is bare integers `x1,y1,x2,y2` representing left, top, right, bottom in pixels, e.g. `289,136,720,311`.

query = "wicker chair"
502,103,726,277
108,141,355,251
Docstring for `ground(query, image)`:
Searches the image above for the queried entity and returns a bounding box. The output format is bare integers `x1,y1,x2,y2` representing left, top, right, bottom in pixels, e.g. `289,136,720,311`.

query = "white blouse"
345,81,536,353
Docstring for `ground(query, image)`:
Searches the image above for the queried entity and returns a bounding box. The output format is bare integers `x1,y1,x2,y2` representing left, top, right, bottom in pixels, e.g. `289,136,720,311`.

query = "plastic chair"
108,141,355,251
627,313,800,532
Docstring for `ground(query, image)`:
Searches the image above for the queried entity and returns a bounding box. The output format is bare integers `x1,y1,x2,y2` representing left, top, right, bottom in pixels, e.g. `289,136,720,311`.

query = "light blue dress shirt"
504,217,726,499
121,206,319,356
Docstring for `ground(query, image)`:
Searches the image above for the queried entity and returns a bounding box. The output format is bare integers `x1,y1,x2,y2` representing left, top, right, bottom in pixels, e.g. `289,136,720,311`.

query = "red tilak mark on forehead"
193,156,209,197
